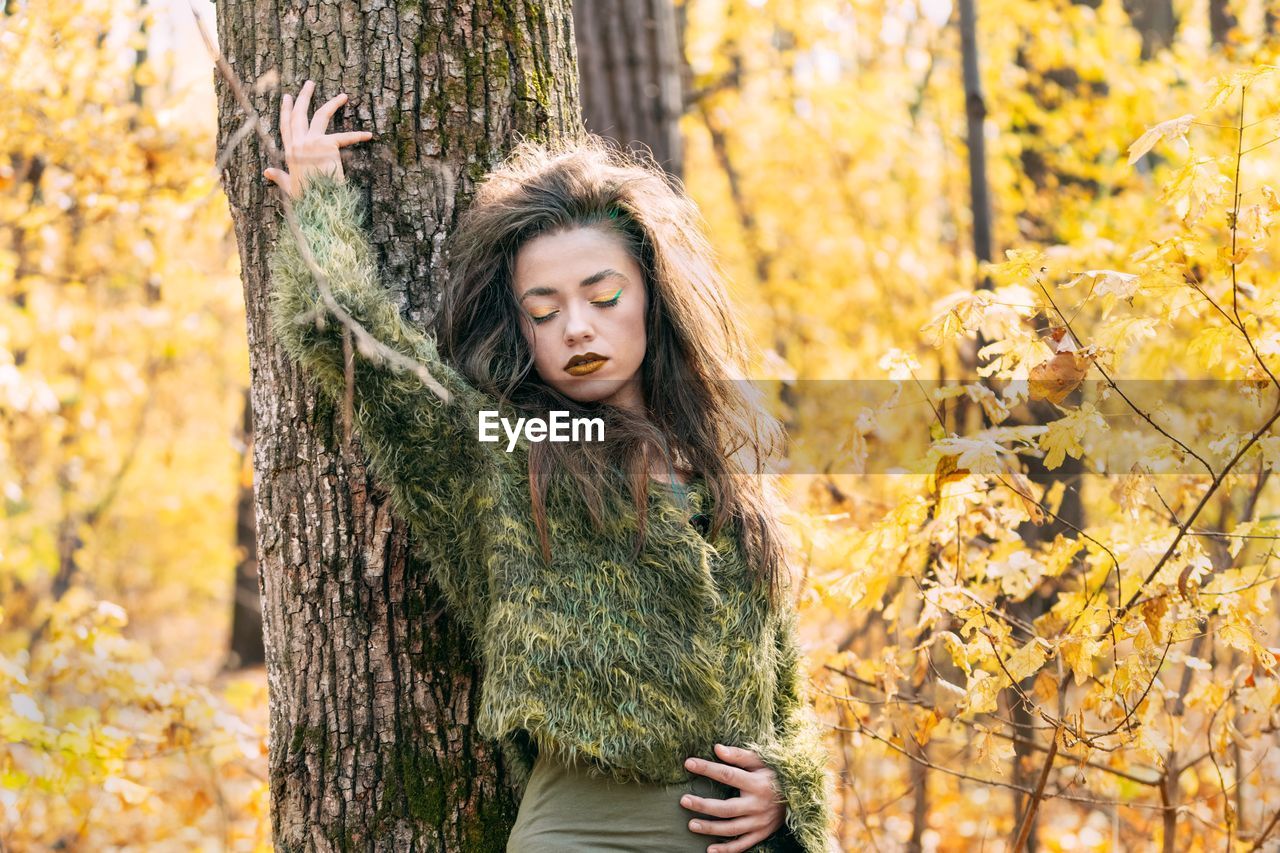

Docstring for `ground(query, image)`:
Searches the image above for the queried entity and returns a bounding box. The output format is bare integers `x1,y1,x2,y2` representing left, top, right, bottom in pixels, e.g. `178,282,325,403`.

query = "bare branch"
1011,724,1061,850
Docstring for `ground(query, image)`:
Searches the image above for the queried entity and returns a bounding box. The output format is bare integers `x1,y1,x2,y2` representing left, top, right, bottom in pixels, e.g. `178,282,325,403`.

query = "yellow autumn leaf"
1058,635,1101,686
1028,350,1093,404
1218,244,1253,266
1205,65,1280,110
1039,417,1085,470
1234,201,1273,243
1003,637,1051,682
937,631,973,677
932,437,1009,476
921,290,989,346
962,381,1014,424
973,722,1015,772
1126,113,1194,165
965,670,1003,716
1031,669,1059,706
986,550,1045,599
1187,324,1243,369
930,453,971,494
1003,468,1044,524
1040,533,1082,578
1160,156,1230,225
983,247,1046,282
909,707,940,746
1218,622,1259,655
1094,316,1159,357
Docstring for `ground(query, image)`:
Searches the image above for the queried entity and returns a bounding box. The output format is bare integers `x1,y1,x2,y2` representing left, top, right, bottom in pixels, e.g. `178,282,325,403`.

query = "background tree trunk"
213,2,581,848
574,0,684,176
1121,0,1177,60
1209,0,1237,47
960,2,1090,846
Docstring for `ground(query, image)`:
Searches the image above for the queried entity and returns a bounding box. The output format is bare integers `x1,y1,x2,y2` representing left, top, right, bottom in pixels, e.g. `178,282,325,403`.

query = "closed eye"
590,286,623,308
529,287,622,324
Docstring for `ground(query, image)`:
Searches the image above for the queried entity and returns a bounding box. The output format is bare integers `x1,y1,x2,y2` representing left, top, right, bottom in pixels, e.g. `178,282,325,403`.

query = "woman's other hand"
263,79,373,199
682,743,787,853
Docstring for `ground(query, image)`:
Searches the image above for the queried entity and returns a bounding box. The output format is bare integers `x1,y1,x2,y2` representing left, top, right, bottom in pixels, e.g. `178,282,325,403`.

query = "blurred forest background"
5,0,1280,849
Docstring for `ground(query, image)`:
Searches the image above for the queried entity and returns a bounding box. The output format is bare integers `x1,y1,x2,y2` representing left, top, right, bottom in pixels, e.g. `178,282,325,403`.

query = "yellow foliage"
1,1,263,847
7,0,1280,848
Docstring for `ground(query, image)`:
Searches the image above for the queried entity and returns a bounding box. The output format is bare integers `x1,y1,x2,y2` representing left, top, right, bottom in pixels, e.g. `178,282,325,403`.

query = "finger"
263,169,293,195
280,94,293,150
327,130,374,146
292,79,315,142
689,814,763,839
732,767,780,800
709,827,771,853
680,794,750,819
714,743,765,770
263,169,295,197
309,92,348,136
685,757,750,789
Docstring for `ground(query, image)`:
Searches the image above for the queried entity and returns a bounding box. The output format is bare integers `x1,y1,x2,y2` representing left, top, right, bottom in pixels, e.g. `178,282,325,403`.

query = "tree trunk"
228,386,264,670
1209,0,1237,47
213,2,581,848
959,3,1089,846
1122,0,1177,60
574,0,684,176
958,0,993,280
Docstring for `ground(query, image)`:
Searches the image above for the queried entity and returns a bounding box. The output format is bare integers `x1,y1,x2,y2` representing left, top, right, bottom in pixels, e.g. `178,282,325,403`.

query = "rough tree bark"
212,2,581,848
573,0,684,175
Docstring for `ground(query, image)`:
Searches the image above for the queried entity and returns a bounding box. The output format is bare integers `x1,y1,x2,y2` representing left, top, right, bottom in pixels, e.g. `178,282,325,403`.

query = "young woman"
263,80,833,853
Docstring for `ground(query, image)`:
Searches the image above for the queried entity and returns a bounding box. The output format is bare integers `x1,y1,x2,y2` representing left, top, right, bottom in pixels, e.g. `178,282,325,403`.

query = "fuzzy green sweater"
266,173,835,852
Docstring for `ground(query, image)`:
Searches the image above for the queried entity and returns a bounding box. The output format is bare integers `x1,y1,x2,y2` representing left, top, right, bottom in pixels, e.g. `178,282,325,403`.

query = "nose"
562,302,595,346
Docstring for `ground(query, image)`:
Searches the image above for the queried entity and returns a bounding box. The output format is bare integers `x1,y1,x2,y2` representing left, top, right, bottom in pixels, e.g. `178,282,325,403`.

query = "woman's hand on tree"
683,743,787,853
263,79,373,199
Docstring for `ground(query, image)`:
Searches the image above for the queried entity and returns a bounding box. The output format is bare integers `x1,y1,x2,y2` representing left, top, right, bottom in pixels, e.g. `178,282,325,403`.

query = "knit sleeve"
744,601,836,853
266,172,498,631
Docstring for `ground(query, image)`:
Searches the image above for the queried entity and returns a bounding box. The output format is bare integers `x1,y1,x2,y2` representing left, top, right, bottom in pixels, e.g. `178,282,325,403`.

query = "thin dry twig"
1249,804,1280,851
1227,85,1280,392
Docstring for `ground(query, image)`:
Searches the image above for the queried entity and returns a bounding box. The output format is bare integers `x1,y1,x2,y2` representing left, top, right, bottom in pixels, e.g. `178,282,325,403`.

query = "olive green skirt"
506,748,737,852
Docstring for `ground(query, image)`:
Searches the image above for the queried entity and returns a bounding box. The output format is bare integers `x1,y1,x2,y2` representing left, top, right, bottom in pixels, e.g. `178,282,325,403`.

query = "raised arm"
263,82,499,632
744,601,836,853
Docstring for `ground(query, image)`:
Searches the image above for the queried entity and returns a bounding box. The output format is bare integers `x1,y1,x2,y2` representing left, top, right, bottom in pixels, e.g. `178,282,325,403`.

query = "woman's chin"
558,376,623,403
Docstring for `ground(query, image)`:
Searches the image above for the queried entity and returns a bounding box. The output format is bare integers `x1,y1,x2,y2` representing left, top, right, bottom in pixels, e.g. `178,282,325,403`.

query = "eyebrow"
518,269,628,303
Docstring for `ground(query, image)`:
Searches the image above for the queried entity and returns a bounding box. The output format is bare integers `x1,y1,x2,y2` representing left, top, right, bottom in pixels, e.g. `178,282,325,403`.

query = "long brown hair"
436,134,789,607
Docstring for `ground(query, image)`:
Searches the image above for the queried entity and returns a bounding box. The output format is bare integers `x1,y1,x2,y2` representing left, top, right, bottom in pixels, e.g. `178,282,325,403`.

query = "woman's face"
512,225,648,412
